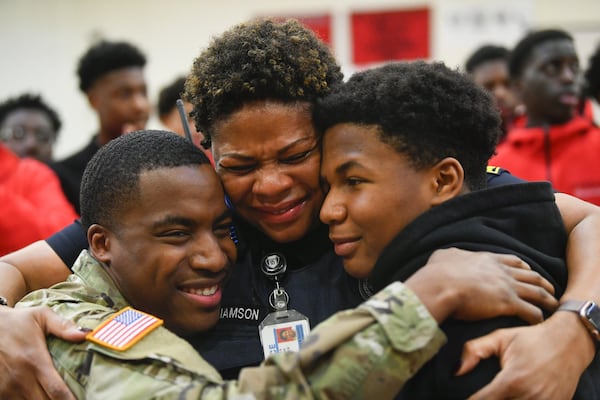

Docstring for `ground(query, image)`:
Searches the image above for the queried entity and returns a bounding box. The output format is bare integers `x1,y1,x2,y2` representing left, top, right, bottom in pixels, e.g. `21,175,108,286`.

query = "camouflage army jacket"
17,250,446,399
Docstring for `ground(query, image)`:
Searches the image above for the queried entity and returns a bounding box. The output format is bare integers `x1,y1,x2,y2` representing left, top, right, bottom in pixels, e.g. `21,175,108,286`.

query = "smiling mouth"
266,205,296,215
254,199,308,224
257,198,306,214
181,284,219,296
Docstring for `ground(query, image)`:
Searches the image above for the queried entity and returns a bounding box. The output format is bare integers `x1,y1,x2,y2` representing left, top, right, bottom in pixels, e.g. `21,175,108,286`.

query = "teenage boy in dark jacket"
316,60,600,399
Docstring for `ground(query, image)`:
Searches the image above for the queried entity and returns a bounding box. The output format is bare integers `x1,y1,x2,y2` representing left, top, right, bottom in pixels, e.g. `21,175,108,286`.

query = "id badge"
258,309,310,359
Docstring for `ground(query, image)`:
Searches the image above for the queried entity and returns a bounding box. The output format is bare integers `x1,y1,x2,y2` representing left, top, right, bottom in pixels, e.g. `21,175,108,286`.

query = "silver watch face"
585,302,600,330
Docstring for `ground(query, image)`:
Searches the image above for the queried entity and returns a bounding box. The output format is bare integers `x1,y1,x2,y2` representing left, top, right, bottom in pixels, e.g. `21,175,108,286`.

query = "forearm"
557,217,600,362
551,194,600,364
0,262,27,306
562,214,600,302
0,241,71,303
250,282,446,398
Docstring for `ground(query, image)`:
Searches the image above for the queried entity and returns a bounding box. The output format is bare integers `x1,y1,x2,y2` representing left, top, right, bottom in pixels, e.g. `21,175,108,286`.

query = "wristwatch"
557,300,600,341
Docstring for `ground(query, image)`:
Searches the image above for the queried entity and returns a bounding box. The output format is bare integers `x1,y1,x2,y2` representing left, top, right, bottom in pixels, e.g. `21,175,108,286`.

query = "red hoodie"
0,144,78,255
490,116,600,205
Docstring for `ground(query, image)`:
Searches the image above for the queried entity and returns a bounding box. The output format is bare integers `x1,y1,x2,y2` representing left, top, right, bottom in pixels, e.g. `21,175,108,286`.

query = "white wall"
1,0,599,159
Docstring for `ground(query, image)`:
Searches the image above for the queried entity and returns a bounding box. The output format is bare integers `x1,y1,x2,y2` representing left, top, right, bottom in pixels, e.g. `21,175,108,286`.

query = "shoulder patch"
86,307,163,351
486,165,501,175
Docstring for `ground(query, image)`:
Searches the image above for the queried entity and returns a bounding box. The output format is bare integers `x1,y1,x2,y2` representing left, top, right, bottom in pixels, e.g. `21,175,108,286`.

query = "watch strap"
557,300,600,342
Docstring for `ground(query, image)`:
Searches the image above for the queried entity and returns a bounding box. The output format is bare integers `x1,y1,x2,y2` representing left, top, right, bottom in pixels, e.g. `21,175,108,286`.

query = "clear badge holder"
258,253,310,359
259,307,310,358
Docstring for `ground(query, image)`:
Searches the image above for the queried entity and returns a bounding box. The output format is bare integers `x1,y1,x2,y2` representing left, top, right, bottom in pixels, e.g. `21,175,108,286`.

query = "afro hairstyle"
77,40,146,93
313,61,501,191
184,18,343,149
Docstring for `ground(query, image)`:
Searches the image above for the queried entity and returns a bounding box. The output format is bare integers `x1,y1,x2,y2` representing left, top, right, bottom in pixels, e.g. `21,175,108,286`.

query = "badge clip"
258,252,310,358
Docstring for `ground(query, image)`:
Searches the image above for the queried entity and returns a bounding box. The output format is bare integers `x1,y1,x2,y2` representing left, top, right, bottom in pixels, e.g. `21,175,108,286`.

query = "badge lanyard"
258,252,311,359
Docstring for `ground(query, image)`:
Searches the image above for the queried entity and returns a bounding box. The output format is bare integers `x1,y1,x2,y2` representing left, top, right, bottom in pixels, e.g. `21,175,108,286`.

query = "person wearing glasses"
0,93,61,163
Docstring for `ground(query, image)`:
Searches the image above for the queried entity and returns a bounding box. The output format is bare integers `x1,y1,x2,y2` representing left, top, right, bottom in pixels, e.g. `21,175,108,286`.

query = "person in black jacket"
1,19,600,400
316,60,599,399
50,40,150,213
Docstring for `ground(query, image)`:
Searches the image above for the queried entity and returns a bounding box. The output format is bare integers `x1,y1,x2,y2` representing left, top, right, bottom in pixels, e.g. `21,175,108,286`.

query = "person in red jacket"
0,143,77,255
489,29,600,206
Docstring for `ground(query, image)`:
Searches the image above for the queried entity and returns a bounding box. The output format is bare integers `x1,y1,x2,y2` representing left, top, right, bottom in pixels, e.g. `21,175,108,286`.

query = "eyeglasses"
0,126,55,145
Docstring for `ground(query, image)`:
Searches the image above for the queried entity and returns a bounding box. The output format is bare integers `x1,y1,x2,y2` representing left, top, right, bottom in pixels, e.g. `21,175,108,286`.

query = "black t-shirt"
50,137,101,214
46,219,88,268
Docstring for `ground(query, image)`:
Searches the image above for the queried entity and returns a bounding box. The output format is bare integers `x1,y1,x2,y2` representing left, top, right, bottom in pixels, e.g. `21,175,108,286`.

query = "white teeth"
183,284,218,296
272,206,293,215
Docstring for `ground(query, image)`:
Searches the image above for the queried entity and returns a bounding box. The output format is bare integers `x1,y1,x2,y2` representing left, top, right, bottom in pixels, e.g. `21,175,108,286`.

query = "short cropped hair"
77,40,147,93
508,29,573,79
0,93,62,134
80,130,210,230
584,43,600,99
158,76,186,118
313,61,501,190
465,45,510,73
184,18,343,148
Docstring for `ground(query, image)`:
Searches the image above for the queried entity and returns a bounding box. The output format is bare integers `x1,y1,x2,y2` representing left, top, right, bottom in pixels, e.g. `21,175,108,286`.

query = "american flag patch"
86,307,163,351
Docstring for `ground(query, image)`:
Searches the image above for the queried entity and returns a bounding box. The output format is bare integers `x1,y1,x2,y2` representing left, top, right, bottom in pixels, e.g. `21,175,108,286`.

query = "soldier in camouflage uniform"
16,129,552,399
16,130,446,399
18,249,444,399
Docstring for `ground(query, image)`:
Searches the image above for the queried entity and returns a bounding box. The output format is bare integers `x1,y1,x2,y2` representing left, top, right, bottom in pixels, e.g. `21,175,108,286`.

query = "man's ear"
86,88,99,111
88,224,112,265
430,157,464,206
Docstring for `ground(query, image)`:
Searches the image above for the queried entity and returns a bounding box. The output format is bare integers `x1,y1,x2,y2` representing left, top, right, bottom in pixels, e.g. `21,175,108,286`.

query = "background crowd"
1,2,600,399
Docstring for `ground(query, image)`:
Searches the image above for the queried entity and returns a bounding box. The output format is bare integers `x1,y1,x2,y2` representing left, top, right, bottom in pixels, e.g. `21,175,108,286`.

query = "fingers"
26,343,77,400
0,307,78,400
509,298,544,324
0,378,50,400
489,252,532,270
38,365,77,400
512,280,558,314
32,307,80,400
35,307,87,342
503,267,558,315
488,277,554,324
456,331,504,376
504,266,555,296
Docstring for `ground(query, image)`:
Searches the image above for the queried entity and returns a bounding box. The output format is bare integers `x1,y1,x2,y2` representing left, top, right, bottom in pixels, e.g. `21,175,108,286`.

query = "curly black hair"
77,40,146,93
158,76,186,118
313,61,501,191
508,29,573,79
465,44,510,73
80,130,210,230
0,93,61,134
184,18,343,149
583,43,600,100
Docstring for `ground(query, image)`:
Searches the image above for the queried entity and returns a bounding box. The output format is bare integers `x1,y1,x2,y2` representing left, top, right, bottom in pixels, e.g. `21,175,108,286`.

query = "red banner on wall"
272,14,332,46
352,8,430,65
297,15,332,46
